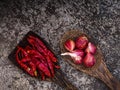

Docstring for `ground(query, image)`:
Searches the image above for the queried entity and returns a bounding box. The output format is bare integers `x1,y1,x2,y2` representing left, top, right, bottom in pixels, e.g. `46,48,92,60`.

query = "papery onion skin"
75,35,88,50
73,56,83,64
61,49,85,64
85,42,96,55
83,53,96,68
64,39,75,52
71,49,85,57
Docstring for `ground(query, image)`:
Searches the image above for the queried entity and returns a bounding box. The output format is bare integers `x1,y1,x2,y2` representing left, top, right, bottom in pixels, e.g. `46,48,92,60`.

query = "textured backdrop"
0,0,120,90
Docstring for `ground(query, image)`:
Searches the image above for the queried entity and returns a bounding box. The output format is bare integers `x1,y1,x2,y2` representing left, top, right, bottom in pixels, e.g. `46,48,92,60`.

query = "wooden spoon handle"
109,77,120,90
52,69,78,90
93,60,120,90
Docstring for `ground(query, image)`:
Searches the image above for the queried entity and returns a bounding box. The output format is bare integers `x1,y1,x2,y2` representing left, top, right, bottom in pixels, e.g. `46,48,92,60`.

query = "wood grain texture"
60,30,120,90
52,69,78,90
8,31,78,90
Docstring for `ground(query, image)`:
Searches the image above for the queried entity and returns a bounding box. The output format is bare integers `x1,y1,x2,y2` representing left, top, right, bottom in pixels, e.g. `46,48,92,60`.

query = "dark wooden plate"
8,31,78,90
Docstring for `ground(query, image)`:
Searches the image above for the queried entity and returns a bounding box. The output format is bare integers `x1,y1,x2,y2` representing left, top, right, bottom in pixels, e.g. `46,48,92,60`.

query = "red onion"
75,35,88,49
83,53,96,68
61,49,85,64
64,39,75,52
85,42,96,54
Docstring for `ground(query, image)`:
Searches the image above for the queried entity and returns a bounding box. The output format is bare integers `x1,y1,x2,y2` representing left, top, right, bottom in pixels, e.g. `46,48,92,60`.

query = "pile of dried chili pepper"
15,35,60,80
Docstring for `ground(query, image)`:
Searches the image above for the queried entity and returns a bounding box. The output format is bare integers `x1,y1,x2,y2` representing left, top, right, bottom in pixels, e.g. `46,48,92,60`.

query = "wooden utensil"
60,30,120,90
8,31,78,90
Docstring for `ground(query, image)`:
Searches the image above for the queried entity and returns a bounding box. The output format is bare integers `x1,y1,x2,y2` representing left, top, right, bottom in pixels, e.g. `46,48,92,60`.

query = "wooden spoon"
8,31,78,90
60,30,120,90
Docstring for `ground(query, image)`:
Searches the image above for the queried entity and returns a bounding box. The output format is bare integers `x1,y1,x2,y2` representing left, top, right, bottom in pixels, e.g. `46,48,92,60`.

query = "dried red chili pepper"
27,49,48,68
15,35,60,80
30,57,51,77
30,44,57,77
28,36,57,63
26,49,45,60
24,46,32,51
29,35,46,49
31,56,48,69
46,56,60,77
37,61,51,77
17,46,28,57
28,61,37,76
46,56,54,77
27,38,46,55
54,65,60,69
16,47,35,76
36,37,57,63
21,57,31,63
47,50,57,63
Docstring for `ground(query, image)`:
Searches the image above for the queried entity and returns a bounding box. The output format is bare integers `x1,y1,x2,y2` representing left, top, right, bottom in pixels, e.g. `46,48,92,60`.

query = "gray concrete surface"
0,0,120,90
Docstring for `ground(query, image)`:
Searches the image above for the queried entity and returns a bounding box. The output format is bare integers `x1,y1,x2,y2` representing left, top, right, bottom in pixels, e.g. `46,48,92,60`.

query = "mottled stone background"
0,0,120,90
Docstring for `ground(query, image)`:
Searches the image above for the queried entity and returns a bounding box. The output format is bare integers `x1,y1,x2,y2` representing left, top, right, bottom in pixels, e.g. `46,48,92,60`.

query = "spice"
61,34,97,68
75,35,88,49
83,53,96,67
15,35,60,80
64,39,75,52
85,42,96,54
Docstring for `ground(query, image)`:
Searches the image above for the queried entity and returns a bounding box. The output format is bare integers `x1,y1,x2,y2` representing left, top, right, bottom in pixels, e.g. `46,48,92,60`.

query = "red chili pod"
37,61,51,77
26,49,45,60
46,56,54,77
16,48,34,76
17,46,28,57
21,57,31,63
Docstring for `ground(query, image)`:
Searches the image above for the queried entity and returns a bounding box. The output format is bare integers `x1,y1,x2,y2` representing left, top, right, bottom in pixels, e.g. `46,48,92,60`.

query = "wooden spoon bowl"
60,30,120,90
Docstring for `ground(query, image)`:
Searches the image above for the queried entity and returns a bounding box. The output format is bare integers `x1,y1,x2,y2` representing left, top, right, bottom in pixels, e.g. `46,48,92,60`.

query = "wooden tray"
8,31,78,90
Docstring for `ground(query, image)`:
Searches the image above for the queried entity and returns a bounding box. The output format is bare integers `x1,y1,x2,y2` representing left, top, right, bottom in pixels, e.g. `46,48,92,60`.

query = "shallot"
64,39,75,52
62,34,97,68
85,42,96,54
83,53,96,68
61,49,84,64
75,35,88,49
